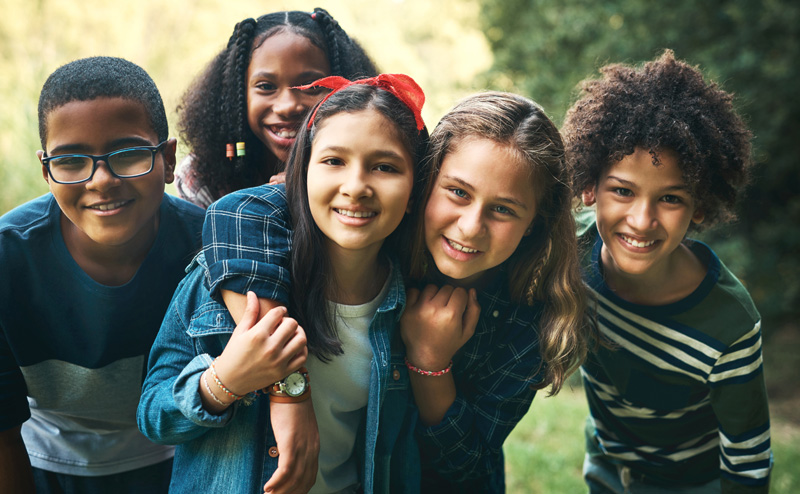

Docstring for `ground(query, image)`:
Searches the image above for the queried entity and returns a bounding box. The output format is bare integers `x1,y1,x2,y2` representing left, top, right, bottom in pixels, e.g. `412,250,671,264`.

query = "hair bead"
226,143,235,159
236,141,246,157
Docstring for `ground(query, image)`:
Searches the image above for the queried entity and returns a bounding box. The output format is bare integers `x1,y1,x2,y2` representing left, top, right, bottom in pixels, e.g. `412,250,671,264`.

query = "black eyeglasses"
41,140,168,184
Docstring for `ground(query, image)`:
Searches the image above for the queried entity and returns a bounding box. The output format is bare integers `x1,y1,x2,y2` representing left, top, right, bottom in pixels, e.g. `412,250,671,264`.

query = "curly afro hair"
562,50,753,229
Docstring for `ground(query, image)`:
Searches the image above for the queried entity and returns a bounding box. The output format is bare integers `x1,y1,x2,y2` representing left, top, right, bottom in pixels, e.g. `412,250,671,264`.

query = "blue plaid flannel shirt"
202,184,292,303
417,268,545,492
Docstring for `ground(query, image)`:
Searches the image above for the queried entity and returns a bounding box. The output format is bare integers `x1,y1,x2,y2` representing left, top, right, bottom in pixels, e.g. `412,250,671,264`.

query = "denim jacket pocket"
186,300,235,357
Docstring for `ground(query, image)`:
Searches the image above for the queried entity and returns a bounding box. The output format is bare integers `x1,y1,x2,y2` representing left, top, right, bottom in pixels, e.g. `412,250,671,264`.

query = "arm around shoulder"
137,265,236,444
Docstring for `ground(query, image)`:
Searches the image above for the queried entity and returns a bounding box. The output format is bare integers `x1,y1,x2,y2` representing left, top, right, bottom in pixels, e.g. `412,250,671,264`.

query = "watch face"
284,372,307,397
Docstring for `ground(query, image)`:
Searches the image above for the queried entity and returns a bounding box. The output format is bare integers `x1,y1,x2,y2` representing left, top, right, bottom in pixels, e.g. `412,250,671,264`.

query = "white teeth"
92,201,127,211
621,235,656,248
274,128,297,139
447,239,478,253
335,208,376,218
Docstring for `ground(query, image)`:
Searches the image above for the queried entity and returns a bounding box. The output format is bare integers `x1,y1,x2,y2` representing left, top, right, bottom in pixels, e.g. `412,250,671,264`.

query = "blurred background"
1,0,797,491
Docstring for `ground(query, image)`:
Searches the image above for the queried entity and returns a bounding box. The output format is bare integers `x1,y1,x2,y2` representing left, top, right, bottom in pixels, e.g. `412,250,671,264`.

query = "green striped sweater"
578,215,771,492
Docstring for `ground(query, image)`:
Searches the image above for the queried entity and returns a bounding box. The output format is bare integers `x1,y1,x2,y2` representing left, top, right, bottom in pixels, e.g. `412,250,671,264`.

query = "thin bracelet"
404,357,453,377
210,359,243,401
203,369,230,406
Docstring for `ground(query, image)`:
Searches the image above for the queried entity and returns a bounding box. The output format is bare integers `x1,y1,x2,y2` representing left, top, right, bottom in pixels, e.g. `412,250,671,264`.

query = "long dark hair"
178,8,378,200
286,84,429,360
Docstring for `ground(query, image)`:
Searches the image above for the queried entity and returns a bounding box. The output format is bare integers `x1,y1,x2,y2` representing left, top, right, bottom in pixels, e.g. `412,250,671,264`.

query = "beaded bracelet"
210,359,244,401
202,369,230,406
404,357,453,377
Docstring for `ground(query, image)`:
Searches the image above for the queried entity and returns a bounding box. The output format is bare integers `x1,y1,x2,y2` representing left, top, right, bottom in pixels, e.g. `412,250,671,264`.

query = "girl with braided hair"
401,92,591,493
175,8,377,207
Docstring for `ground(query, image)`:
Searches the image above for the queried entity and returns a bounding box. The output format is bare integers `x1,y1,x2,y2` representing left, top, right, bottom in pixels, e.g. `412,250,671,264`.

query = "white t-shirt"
307,274,391,494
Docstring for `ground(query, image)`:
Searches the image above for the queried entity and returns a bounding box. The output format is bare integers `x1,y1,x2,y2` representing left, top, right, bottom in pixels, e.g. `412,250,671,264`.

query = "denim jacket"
137,253,420,493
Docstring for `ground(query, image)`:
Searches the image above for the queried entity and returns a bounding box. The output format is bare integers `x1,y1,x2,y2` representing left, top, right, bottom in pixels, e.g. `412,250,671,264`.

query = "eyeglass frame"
40,140,169,184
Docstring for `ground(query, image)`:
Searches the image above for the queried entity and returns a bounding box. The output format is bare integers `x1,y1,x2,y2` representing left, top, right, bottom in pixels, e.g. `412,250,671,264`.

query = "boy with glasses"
0,56,204,493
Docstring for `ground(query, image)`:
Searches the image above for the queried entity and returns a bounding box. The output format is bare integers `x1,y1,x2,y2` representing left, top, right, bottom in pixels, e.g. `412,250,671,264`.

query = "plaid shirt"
202,184,292,304
417,268,545,493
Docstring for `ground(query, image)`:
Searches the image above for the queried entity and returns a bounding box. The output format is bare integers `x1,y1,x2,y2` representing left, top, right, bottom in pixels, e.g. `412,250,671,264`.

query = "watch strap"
269,388,312,404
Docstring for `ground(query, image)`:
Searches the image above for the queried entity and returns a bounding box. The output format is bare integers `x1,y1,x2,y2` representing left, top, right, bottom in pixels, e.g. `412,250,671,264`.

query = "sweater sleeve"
709,320,772,493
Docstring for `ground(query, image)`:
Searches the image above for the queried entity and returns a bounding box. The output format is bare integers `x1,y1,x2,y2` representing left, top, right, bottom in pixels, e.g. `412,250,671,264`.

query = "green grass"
504,379,800,494
505,383,588,493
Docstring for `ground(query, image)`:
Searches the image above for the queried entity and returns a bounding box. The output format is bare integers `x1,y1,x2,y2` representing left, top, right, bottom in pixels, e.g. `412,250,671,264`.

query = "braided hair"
178,8,378,200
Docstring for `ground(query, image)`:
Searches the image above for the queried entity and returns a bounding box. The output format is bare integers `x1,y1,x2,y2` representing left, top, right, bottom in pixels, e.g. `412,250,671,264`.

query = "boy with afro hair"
563,50,771,493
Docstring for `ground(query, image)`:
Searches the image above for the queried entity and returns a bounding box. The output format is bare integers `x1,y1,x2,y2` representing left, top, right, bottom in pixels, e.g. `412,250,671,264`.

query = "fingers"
263,461,290,493
249,305,291,337
286,345,308,372
268,172,287,185
232,291,261,336
462,288,481,340
420,284,442,302
447,287,469,311
263,419,318,493
282,329,308,369
405,287,421,307
268,317,302,349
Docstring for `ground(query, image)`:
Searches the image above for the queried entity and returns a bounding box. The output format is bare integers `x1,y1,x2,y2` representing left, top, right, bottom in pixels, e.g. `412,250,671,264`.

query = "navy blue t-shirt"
0,193,203,475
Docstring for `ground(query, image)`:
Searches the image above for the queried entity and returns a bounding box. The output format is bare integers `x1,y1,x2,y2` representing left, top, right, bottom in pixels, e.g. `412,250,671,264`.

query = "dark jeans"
32,458,172,494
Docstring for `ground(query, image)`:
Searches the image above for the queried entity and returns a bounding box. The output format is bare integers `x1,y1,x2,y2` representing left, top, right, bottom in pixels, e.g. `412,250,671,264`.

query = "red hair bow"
296,74,425,131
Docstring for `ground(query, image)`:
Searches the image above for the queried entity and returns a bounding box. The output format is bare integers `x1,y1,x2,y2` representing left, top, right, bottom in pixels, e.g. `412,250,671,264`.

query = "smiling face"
39,97,175,253
306,109,415,261
583,147,704,282
424,138,539,286
247,30,331,163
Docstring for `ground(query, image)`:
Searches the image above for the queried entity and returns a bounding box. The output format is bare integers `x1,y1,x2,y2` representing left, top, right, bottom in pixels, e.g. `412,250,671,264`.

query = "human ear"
37,150,50,184
581,185,596,206
692,209,705,225
162,138,178,184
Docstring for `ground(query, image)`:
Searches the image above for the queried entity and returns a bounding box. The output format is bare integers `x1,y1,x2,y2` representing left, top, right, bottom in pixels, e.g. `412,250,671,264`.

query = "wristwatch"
270,367,310,398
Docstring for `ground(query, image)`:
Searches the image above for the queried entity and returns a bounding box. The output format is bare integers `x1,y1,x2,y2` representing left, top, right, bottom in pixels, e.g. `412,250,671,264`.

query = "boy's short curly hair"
562,50,752,229
38,56,167,149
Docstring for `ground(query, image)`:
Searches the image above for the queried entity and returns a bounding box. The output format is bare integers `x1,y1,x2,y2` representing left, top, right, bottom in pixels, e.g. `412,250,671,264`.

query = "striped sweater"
579,218,771,492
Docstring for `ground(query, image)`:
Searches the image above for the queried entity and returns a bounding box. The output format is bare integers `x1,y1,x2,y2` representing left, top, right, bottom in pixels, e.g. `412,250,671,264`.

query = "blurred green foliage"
2,0,797,489
478,0,800,324
0,0,492,212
